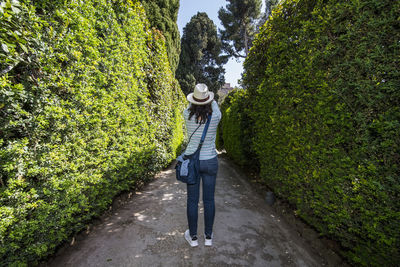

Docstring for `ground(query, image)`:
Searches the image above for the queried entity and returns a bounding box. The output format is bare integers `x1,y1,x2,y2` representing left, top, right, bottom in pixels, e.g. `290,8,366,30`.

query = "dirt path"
45,155,335,267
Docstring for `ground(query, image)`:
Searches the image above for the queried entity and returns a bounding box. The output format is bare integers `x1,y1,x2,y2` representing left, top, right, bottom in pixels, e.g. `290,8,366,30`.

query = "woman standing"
183,83,221,247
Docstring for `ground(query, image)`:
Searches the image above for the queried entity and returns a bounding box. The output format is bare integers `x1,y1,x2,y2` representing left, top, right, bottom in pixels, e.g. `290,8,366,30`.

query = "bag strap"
185,114,212,152
198,114,212,149
187,123,201,146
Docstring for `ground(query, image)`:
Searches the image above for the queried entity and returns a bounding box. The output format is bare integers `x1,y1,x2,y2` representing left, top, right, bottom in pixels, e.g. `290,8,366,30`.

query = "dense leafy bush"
140,0,181,73
0,0,185,265
219,0,400,265
217,89,255,167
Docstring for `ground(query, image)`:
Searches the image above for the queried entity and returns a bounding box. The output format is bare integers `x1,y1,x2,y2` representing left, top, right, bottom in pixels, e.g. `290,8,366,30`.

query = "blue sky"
177,0,245,88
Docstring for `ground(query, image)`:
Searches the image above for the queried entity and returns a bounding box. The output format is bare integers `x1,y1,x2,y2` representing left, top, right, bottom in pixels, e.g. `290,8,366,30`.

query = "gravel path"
45,155,331,267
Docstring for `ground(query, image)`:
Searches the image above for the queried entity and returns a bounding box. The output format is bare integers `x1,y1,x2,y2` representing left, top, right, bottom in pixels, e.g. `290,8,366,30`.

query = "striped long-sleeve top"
183,100,222,160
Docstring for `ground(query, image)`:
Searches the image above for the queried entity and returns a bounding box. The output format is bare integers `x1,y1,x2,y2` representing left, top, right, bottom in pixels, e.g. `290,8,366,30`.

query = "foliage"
176,12,227,96
140,0,181,73
220,0,400,265
257,0,279,29
0,0,185,265
218,0,262,58
264,0,279,17
217,89,256,167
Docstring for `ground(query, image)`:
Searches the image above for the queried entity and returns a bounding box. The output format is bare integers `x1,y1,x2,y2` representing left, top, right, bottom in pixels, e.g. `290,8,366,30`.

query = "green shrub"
221,0,400,265
218,89,256,167
140,0,181,73
0,0,185,265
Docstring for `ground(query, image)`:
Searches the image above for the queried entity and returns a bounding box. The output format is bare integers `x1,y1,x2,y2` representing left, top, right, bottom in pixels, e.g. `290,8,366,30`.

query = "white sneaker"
184,230,198,247
204,233,213,246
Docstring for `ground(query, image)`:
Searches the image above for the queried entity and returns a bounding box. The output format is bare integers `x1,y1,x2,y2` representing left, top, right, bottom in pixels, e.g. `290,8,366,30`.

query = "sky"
177,0,245,88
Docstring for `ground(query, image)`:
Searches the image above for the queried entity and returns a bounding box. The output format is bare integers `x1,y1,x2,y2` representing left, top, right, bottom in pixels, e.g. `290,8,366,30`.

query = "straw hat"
187,83,214,105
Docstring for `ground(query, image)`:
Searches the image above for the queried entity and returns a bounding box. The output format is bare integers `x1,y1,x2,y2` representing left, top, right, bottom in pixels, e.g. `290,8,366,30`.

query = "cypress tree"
176,12,228,97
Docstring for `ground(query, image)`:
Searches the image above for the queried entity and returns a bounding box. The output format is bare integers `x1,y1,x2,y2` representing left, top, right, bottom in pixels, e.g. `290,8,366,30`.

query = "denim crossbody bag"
175,114,212,184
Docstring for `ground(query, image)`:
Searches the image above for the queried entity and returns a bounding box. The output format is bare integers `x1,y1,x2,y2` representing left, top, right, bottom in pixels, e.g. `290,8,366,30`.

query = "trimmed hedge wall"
140,0,181,73
217,89,255,167
219,0,399,265
0,0,185,265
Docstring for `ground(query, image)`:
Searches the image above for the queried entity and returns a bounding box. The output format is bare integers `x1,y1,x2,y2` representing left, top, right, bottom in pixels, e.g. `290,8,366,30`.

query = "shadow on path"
44,155,338,267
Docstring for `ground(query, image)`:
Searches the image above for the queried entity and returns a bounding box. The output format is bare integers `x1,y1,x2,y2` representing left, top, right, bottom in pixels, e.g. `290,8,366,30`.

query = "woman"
183,83,221,247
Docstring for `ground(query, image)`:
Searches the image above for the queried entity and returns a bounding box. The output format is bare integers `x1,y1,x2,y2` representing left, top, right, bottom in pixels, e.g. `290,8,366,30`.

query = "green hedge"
219,0,400,265
217,89,256,167
0,0,185,265
140,0,181,73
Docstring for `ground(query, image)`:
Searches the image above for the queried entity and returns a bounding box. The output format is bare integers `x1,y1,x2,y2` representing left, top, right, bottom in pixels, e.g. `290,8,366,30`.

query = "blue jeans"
187,156,218,237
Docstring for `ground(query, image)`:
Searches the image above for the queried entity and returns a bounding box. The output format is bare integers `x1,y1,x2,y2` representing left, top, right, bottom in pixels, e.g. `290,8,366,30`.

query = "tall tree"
218,0,262,58
140,0,180,73
176,12,228,96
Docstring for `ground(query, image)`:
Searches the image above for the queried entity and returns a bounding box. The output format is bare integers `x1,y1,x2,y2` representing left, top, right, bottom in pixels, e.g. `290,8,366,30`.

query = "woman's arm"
211,100,222,120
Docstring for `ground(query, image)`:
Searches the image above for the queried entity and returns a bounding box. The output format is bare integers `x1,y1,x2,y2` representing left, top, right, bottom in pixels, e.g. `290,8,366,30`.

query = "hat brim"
187,92,214,105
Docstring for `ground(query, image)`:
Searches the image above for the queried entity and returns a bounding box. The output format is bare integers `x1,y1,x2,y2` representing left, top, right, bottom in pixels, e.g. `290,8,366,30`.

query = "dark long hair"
189,103,212,124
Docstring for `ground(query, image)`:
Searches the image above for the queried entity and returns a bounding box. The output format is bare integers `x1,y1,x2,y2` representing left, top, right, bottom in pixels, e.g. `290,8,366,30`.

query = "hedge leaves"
220,0,400,265
0,0,185,265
